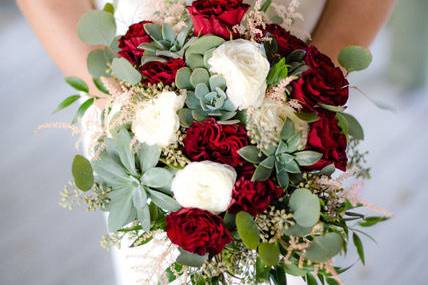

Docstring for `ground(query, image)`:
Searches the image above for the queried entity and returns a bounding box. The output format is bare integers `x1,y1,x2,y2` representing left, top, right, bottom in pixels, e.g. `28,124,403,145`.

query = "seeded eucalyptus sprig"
238,120,322,190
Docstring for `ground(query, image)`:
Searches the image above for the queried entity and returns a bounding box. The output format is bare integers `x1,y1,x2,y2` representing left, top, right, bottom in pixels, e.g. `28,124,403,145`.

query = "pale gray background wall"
0,1,427,284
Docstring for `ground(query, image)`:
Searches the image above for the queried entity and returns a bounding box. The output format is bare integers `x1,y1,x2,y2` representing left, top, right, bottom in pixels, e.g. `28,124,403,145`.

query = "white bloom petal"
208,39,270,110
172,161,237,214
132,91,185,146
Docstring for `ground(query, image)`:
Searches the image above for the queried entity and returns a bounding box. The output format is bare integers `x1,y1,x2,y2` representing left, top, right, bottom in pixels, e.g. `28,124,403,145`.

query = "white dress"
91,1,326,284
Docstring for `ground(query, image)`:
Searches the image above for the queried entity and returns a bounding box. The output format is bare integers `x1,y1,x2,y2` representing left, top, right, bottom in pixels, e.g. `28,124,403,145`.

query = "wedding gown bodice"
90,1,325,284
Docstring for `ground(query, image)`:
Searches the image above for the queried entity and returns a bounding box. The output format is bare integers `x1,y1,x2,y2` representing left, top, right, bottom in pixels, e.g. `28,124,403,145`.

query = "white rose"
172,161,237,214
208,39,270,110
132,91,185,146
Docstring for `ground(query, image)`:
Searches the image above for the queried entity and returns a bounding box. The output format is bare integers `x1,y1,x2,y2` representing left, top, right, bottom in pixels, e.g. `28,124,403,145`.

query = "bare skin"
312,0,394,64
17,0,394,90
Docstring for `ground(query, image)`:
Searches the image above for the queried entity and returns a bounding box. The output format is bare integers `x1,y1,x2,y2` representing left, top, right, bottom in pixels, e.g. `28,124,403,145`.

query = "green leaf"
280,120,296,141
187,36,225,55
260,0,273,12
108,128,137,176
138,144,161,173
111,58,142,85
352,233,365,265
252,164,273,182
258,242,280,266
294,151,323,167
276,168,289,189
338,45,373,72
256,257,271,282
270,266,287,285
176,249,208,267
186,53,205,69
319,164,335,176
141,168,173,189
289,188,320,228
190,68,210,87
238,146,263,164
336,112,349,135
284,262,307,276
103,3,115,14
296,112,319,123
236,211,260,250
175,67,193,90
136,205,151,232
65,76,89,93
267,58,288,86
342,113,364,140
178,108,194,127
77,10,116,46
209,75,226,91
306,274,318,285
147,189,181,212
53,95,80,113
92,153,134,188
108,188,134,232
72,98,94,124
359,216,389,227
87,48,114,78
260,156,275,169
284,224,312,237
72,155,94,192
326,278,340,285
304,232,343,263
162,23,176,43
93,78,109,94
144,23,163,41
319,103,346,113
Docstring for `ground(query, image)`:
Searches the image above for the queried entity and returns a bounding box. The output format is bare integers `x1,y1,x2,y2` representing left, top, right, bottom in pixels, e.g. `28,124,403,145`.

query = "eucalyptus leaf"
72,155,94,192
284,262,307,276
304,232,343,263
147,189,181,212
111,58,142,85
236,211,260,250
141,168,173,189
296,112,319,123
77,10,116,46
53,95,81,113
87,48,114,77
178,108,194,127
176,249,208,267
336,112,349,135
338,45,373,72
342,113,364,140
284,224,313,237
65,76,89,93
289,188,320,227
258,242,280,266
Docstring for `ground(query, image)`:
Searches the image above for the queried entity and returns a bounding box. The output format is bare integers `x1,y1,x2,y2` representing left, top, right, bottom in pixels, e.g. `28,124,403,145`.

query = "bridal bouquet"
52,0,388,284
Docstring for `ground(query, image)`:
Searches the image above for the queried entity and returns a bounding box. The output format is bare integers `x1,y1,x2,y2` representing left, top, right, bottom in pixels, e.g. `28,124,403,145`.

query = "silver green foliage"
77,10,116,46
91,128,180,232
238,120,322,190
338,45,373,72
111,58,142,85
289,188,321,228
139,23,193,63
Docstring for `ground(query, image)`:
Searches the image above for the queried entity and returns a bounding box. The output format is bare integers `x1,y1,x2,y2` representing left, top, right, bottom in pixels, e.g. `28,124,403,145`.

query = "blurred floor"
0,1,427,285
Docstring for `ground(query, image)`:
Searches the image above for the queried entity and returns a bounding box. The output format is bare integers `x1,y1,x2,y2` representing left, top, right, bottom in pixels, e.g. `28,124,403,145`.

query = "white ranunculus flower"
172,161,237,214
132,91,185,146
208,39,270,110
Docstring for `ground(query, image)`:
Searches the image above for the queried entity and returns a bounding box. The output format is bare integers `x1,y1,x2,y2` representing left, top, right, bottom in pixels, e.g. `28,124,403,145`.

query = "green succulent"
238,120,323,190
138,23,193,64
91,128,180,232
174,35,240,126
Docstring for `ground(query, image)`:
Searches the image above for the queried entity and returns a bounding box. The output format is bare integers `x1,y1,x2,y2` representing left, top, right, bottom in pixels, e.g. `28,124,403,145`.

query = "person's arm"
311,0,394,63
16,0,99,94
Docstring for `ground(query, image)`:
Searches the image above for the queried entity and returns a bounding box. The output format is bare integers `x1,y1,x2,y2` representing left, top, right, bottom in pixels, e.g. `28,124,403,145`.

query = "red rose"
291,46,349,110
306,111,347,171
140,58,185,85
228,177,284,216
183,118,249,167
188,0,250,39
118,21,152,65
166,208,233,255
263,24,307,56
